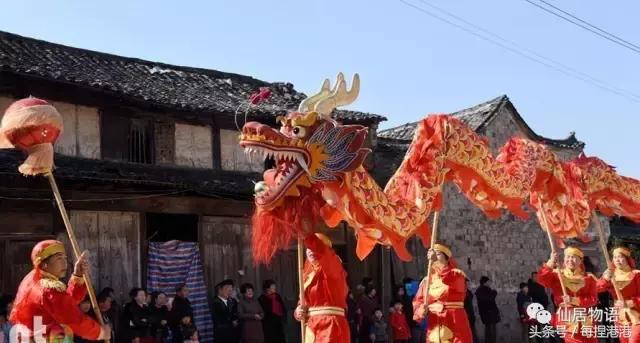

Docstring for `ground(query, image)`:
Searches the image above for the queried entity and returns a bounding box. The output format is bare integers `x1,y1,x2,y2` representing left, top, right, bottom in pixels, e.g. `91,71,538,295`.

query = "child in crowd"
390,301,411,343
369,308,389,343
179,316,198,343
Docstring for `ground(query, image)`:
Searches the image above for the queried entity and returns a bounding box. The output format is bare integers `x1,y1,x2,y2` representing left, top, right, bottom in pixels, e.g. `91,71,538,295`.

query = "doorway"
146,213,198,242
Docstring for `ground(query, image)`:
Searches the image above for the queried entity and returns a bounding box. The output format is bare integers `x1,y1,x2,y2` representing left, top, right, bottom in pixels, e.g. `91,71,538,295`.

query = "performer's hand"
546,252,558,268
97,325,112,340
294,305,307,321
602,269,612,281
615,300,626,309
560,295,571,306
414,304,426,320
73,250,90,277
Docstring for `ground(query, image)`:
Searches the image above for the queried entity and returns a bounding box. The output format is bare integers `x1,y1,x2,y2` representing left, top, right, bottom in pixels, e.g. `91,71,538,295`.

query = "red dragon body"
240,74,607,263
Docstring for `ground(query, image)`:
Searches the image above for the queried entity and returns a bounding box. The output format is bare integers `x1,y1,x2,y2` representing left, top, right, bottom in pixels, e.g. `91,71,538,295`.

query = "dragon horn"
313,73,360,118
297,78,332,112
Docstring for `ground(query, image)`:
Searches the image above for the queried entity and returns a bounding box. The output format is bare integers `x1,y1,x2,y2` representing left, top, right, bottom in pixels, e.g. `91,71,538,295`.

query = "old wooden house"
1,30,623,343
0,29,388,324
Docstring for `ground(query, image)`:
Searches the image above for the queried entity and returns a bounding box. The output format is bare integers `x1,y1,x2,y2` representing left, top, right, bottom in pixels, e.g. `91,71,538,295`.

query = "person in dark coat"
170,285,192,343
347,291,360,343
99,287,121,343
464,279,479,343
516,283,536,343
369,308,389,343
149,292,170,343
258,280,286,343
475,276,500,343
96,293,115,343
211,279,239,343
177,316,198,343
357,285,378,343
237,283,264,343
527,272,549,310
122,288,153,343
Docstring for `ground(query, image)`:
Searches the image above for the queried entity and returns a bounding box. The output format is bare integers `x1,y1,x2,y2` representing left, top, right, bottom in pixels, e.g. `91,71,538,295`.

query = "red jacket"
390,311,411,340
300,234,350,343
10,271,101,340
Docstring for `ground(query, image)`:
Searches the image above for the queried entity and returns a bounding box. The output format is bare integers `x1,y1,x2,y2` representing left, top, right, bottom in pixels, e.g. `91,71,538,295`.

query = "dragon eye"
292,126,307,138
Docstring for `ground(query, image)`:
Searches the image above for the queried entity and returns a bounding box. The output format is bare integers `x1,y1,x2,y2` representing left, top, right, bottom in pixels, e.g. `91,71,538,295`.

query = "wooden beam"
0,192,254,217
211,116,222,170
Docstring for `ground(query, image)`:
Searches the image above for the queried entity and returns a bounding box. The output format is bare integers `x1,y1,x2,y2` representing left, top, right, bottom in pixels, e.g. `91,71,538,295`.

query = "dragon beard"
251,189,323,264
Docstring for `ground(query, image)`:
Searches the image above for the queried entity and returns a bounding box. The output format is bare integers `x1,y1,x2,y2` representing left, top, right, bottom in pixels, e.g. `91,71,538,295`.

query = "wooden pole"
423,119,449,306
538,205,568,297
423,211,441,306
591,211,624,302
46,173,107,338
297,237,306,343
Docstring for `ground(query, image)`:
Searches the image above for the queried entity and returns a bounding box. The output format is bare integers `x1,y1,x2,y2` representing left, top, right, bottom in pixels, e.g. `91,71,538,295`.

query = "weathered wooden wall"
199,215,307,342
57,210,141,303
219,129,263,172
51,101,101,159
199,216,251,288
154,120,176,165
0,208,56,294
0,95,101,159
174,123,213,168
1,237,56,294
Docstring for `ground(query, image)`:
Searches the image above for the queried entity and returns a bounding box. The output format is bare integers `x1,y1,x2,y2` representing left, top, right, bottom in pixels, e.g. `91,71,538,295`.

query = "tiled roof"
0,149,256,200
0,30,386,124
377,95,584,150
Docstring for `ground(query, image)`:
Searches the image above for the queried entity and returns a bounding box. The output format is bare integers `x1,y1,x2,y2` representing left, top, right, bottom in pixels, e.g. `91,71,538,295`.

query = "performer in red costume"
412,243,472,343
294,233,350,343
537,246,598,343
597,246,640,343
9,240,110,342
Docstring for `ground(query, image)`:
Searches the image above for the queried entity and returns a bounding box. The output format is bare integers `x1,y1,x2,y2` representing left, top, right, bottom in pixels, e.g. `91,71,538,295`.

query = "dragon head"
240,73,371,210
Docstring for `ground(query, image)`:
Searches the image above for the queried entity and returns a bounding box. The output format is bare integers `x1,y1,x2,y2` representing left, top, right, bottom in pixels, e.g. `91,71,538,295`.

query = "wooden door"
199,216,251,290
1,237,54,295
56,210,141,304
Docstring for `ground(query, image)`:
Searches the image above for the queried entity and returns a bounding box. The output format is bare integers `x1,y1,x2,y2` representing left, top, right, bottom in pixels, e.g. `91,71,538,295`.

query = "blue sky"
3,0,639,176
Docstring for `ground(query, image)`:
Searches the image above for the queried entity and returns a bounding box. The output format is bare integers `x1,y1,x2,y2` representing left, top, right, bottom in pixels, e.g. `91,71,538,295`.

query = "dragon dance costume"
596,247,640,343
537,246,597,343
412,243,472,343
9,240,102,343
298,233,350,343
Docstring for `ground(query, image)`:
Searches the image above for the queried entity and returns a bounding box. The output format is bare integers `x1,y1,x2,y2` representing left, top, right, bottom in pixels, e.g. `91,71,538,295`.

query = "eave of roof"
0,149,256,200
377,95,584,150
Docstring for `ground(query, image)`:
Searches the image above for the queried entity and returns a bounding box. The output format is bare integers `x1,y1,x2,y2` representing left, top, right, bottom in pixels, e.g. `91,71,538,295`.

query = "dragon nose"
243,121,273,136
242,121,263,135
